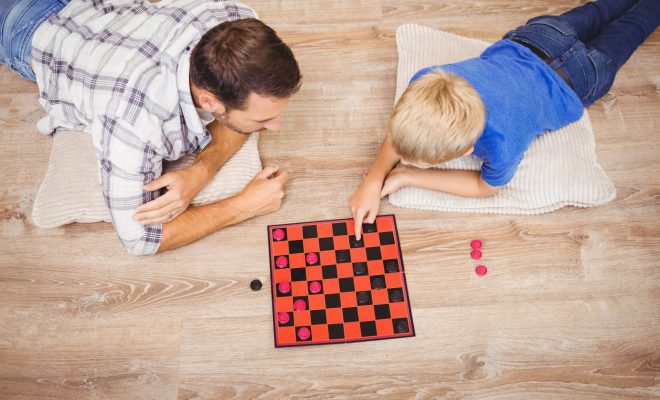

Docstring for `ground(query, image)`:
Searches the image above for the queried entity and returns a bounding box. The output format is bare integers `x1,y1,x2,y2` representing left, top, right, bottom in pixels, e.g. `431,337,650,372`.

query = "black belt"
511,39,574,89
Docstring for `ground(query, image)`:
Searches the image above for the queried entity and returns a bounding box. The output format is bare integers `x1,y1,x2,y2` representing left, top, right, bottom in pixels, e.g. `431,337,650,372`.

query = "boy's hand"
134,165,209,225
236,166,289,218
349,179,383,240
381,166,409,198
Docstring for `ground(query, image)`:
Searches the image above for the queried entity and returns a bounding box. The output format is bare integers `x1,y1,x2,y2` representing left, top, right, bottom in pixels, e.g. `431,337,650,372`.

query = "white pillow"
32,130,261,228
387,24,616,214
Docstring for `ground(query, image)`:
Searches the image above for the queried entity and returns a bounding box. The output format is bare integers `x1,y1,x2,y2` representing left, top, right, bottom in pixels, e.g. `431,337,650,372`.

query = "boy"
350,0,659,239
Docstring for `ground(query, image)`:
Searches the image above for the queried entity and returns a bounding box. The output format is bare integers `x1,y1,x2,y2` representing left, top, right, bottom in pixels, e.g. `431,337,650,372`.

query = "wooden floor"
1,1,659,399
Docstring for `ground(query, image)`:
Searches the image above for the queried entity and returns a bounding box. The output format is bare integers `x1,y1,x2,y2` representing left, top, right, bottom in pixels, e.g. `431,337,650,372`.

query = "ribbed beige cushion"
387,24,616,214
32,130,261,228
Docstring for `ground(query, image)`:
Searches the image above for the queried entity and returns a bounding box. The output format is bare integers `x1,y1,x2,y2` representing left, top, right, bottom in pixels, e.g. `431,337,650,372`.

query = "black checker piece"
352,262,367,276
362,222,378,233
335,249,351,263
384,259,399,273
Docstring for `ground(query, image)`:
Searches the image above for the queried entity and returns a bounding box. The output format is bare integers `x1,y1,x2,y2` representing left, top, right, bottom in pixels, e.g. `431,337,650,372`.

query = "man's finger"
256,165,280,179
135,192,174,214
143,174,171,191
275,170,289,184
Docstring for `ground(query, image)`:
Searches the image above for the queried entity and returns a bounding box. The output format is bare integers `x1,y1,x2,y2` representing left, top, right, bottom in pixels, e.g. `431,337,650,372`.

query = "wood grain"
1,1,659,398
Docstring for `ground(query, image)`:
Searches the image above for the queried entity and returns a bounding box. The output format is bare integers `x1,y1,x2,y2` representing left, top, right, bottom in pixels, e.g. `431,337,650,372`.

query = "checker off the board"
268,215,415,347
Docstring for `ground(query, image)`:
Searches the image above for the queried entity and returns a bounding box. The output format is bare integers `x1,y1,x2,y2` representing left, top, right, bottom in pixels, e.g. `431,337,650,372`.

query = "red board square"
381,244,399,259
320,250,336,265
323,279,340,294
385,273,403,288
287,225,303,240
289,253,306,268
358,305,375,321
389,303,409,319
343,322,361,339
340,292,357,307
276,297,293,312
307,266,323,281
308,294,326,310
291,281,308,295
278,327,296,345
376,216,394,231
272,241,289,256
350,247,367,263
371,289,389,305
333,235,350,250
273,269,291,283
317,223,333,237
354,276,371,291
337,264,353,278
368,260,384,275
311,325,329,341
375,319,394,336
363,232,380,248
294,310,311,326
326,308,343,324
303,239,320,253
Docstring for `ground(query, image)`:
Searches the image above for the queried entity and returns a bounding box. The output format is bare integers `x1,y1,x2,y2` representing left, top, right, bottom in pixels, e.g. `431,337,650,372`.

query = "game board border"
267,214,416,348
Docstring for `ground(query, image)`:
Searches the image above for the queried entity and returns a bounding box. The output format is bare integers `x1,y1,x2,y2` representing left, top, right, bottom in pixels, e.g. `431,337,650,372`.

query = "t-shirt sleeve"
92,115,163,256
479,156,521,187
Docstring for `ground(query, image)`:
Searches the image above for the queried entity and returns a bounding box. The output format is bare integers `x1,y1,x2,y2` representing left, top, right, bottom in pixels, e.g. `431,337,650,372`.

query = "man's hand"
349,178,383,241
235,166,289,218
134,165,209,225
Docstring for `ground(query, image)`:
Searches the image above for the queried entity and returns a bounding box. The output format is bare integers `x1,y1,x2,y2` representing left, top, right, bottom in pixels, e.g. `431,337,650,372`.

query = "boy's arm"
134,121,248,225
157,166,288,252
381,166,502,198
349,135,401,240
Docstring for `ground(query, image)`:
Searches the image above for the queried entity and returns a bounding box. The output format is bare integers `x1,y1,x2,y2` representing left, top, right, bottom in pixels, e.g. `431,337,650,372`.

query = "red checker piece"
471,249,482,260
273,229,285,241
275,256,289,268
277,312,290,324
297,327,311,340
475,265,488,276
278,282,291,294
293,299,307,311
306,252,319,265
309,281,322,293
471,239,482,249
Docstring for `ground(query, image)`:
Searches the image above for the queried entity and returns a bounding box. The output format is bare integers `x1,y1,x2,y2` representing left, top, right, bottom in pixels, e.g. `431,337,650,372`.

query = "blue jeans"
504,0,660,107
0,0,69,81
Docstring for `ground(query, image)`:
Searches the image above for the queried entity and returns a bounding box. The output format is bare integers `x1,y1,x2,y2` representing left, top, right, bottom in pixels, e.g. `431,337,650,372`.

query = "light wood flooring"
1,1,659,399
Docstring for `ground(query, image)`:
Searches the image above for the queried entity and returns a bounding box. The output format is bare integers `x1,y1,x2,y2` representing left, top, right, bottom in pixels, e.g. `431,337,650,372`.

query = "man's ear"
197,88,226,115
463,146,474,156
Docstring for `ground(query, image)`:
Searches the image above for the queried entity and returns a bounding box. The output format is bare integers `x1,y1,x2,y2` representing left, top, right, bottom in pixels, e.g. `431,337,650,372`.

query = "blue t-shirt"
410,39,584,186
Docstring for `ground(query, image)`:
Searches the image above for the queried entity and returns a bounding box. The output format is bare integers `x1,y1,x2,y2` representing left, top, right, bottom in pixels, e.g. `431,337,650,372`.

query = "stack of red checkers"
470,240,487,276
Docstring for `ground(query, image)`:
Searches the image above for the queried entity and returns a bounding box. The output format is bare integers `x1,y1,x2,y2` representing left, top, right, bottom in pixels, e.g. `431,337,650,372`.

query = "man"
1,0,301,255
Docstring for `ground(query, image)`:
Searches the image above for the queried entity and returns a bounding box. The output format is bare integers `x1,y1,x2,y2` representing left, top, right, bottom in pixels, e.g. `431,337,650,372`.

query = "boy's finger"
365,208,377,224
275,170,289,184
354,212,364,240
256,165,280,179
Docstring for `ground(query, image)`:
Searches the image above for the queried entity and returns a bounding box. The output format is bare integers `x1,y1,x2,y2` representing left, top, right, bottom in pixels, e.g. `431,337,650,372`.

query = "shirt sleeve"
479,156,521,187
92,115,163,256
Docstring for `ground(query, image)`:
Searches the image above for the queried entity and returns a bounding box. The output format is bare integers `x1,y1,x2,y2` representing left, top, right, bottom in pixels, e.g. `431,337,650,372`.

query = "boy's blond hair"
389,70,486,164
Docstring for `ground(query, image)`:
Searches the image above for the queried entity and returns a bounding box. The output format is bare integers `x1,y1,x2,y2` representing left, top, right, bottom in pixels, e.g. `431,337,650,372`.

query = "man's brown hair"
190,18,301,110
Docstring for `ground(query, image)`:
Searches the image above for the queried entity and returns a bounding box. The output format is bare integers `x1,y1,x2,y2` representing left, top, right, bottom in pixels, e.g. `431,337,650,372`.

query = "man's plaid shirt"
32,0,257,255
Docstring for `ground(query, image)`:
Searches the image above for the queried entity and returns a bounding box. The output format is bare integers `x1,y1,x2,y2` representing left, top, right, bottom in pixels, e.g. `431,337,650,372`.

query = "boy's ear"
463,146,474,156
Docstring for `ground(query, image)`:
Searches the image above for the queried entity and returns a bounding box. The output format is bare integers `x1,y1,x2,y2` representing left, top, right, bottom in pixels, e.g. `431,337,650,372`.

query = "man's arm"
157,166,288,252
134,121,248,224
381,166,503,198
349,134,400,239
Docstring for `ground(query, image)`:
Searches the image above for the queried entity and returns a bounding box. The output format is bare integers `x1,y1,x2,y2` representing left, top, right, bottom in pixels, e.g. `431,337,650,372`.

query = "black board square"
322,265,338,279
303,225,318,238
342,307,359,322
360,321,377,337
325,293,341,308
362,222,377,233
366,247,382,261
339,277,355,292
291,268,307,282
311,310,327,325
319,237,334,251
332,222,348,236
393,318,409,333
349,235,364,248
288,240,304,254
335,249,351,263
328,324,345,339
384,259,399,273
378,231,395,245
374,304,391,319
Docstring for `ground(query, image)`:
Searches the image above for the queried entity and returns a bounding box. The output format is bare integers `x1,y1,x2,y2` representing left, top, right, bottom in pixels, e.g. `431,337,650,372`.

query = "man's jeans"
503,0,659,106
0,0,69,81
